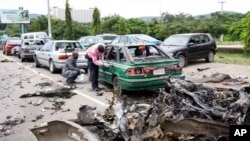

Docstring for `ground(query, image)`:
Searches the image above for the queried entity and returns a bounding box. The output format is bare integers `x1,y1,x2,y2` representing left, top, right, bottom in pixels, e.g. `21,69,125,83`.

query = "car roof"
173,33,211,36
53,40,79,42
110,43,156,47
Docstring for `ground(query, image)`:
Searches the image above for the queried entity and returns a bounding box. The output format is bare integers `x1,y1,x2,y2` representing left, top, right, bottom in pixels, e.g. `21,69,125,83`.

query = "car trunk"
22,45,41,53
5,44,20,52
57,48,86,62
129,58,182,77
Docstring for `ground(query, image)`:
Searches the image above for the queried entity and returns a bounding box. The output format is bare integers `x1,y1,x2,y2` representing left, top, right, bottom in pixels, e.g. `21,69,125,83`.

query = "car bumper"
119,75,185,90
22,52,35,59
54,61,88,70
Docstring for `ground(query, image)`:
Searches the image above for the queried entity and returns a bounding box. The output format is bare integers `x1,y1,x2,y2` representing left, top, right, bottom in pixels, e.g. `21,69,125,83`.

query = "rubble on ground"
31,77,250,141
19,82,76,98
0,117,25,137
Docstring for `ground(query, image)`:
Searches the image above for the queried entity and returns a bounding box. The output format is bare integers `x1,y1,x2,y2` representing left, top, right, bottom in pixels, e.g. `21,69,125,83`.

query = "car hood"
160,44,186,53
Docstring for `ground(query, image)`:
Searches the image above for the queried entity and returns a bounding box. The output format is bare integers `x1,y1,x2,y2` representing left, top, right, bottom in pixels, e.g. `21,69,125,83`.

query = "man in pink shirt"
86,43,106,91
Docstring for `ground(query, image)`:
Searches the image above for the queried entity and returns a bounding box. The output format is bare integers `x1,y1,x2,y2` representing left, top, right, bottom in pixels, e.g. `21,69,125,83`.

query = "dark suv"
160,33,217,67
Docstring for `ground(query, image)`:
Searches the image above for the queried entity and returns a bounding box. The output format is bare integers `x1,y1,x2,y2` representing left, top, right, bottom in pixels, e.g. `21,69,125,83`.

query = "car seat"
135,48,143,56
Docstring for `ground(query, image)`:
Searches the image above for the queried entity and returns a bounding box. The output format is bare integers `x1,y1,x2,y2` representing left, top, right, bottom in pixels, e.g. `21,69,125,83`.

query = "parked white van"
21,32,48,40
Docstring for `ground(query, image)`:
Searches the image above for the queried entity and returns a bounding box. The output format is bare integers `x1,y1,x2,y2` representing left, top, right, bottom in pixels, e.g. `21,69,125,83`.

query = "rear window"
7,40,22,45
128,45,170,59
55,42,84,51
100,35,117,41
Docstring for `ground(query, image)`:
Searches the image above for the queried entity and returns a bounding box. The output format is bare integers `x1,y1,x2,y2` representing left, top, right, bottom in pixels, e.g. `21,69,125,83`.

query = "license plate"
153,68,165,75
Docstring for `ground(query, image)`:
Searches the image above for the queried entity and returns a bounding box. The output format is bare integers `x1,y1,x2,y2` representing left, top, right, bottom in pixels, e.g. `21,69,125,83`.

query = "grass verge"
215,51,250,66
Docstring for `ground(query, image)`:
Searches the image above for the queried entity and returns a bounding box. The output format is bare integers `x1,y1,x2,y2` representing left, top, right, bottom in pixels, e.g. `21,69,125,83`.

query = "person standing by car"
62,51,84,85
86,43,107,91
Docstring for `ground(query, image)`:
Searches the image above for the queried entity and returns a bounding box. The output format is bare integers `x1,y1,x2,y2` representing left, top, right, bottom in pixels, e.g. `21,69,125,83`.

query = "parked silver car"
18,39,45,62
33,40,88,73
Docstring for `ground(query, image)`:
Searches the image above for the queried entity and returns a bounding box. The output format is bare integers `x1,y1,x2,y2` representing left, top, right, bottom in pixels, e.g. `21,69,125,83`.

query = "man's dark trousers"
88,58,99,89
66,70,78,84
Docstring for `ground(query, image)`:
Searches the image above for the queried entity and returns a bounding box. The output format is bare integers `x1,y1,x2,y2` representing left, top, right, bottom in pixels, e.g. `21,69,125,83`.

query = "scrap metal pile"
31,78,250,141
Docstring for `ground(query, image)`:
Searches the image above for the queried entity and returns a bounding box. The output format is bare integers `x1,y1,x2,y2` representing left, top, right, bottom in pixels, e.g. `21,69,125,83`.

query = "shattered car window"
128,45,171,61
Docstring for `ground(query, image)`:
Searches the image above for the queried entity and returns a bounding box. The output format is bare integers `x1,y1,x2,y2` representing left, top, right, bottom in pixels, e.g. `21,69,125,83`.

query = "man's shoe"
93,87,102,91
97,87,105,90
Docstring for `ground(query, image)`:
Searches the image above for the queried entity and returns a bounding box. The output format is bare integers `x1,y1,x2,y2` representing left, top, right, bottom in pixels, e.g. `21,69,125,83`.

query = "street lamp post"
47,0,52,38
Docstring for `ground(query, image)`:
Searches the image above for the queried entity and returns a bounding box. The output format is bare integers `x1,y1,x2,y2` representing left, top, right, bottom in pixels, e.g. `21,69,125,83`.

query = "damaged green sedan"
99,43,185,94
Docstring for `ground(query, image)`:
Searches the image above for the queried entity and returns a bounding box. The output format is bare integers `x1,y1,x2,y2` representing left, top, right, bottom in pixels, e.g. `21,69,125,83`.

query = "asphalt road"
0,52,114,140
1,48,250,140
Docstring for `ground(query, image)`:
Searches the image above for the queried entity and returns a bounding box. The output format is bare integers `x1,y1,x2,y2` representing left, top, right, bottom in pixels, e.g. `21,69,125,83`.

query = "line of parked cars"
1,32,217,95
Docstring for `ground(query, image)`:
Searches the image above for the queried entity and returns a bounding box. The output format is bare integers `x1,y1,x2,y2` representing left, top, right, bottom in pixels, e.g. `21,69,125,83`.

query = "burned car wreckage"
31,75,250,141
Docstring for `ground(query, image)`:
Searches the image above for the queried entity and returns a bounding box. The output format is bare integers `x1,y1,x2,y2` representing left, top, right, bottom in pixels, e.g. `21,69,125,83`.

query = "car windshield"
163,35,189,46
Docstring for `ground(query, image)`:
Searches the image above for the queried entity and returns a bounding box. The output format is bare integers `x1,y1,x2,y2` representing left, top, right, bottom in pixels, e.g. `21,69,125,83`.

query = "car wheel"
113,76,123,96
20,57,24,62
83,68,88,74
177,55,186,67
49,60,56,73
205,51,214,62
20,54,25,62
34,55,41,68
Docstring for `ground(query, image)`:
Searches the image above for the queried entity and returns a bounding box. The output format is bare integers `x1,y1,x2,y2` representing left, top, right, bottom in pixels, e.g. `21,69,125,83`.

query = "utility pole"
47,0,52,38
218,1,226,13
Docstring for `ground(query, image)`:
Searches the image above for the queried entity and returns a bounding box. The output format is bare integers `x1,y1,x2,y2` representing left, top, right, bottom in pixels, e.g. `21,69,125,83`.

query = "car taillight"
170,65,182,71
23,49,29,53
126,67,151,76
58,55,68,60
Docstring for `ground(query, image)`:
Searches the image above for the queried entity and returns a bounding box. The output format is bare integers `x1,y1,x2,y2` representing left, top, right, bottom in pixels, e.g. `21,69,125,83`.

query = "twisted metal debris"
32,78,250,141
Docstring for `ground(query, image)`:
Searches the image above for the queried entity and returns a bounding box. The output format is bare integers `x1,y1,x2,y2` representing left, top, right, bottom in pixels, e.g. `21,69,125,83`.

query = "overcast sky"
0,0,249,18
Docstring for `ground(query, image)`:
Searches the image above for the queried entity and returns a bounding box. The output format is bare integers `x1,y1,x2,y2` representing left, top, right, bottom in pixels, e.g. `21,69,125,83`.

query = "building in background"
52,7,93,23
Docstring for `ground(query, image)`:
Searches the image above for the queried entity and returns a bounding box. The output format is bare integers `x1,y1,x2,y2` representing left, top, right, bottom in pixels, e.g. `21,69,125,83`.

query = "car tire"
20,54,24,62
34,55,41,68
20,57,24,62
84,68,88,74
113,76,123,96
49,60,57,73
177,55,187,67
205,51,214,62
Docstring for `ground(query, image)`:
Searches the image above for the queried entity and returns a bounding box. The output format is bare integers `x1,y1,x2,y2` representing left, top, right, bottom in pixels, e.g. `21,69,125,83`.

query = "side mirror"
188,42,194,46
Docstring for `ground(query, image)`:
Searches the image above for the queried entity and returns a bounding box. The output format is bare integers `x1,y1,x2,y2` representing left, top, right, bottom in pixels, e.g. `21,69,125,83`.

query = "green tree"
126,18,148,34
92,7,101,35
117,18,128,35
5,24,20,37
147,19,163,40
26,15,48,33
64,0,74,39
243,13,250,56
100,15,121,34
0,24,7,30
73,22,92,39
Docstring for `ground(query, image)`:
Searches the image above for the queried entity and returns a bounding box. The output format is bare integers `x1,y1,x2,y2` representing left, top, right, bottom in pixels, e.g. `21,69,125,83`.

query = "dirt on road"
182,61,250,90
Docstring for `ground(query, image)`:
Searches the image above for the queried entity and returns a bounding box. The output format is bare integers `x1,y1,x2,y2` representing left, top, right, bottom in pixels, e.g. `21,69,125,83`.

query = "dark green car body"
99,44,185,93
